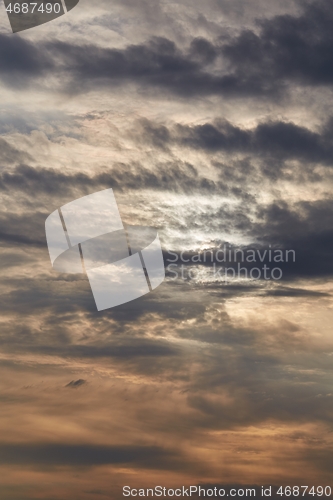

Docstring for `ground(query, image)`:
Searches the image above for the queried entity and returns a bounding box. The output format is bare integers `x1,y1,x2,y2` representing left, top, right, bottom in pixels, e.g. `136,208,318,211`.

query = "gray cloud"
0,163,217,197
137,117,333,171
0,34,52,87
1,0,332,98
26,339,180,359
0,0,333,97
0,138,32,165
65,379,86,388
0,443,178,468
222,0,333,89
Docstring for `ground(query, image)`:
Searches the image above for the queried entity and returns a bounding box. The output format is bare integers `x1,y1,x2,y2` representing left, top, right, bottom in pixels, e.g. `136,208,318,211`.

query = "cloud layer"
0,0,332,498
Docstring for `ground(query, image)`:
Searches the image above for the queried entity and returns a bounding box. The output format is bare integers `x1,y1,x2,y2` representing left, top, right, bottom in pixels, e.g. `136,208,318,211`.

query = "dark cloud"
0,163,217,198
65,379,86,388
0,138,32,165
0,250,35,269
0,211,49,248
28,339,179,359
1,0,332,99
46,36,234,97
223,0,333,89
262,286,329,297
39,34,277,97
138,117,333,170
0,443,178,468
0,34,52,87
253,199,333,278
0,36,254,98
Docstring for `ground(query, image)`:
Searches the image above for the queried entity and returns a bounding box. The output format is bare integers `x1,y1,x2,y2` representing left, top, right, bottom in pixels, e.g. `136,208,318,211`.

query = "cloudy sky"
0,0,333,498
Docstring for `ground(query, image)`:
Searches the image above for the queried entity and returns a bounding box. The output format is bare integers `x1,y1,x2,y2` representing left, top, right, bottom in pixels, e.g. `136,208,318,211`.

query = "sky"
0,0,333,498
